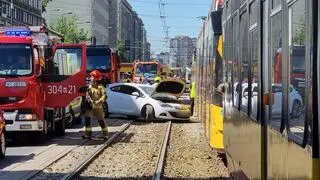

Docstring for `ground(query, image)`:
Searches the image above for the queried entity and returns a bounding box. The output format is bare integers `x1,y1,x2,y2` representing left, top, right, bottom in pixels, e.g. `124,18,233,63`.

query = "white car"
106,80,191,121
238,83,303,118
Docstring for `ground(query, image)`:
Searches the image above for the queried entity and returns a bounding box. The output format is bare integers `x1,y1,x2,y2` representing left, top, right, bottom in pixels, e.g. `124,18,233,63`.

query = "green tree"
294,16,305,46
51,16,89,43
116,40,126,61
42,0,52,12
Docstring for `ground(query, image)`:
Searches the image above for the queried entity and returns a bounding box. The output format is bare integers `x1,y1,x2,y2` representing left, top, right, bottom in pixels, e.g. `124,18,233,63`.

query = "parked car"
0,110,6,158
106,80,191,121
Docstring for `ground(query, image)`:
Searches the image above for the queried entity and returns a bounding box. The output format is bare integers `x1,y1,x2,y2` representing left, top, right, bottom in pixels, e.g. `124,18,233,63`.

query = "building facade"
109,0,149,62
0,0,42,26
43,0,109,45
160,52,170,65
170,36,196,69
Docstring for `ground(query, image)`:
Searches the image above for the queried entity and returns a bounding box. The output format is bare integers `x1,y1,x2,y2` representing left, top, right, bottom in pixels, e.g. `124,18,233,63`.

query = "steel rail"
26,119,122,180
153,121,172,180
60,121,133,180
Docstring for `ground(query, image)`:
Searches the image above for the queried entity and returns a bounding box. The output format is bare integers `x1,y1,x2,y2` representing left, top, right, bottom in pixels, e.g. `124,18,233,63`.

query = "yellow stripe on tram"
209,104,224,150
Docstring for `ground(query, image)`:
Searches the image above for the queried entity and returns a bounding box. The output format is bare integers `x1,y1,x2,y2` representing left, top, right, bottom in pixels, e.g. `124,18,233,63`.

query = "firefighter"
83,70,108,140
152,76,161,87
190,81,196,116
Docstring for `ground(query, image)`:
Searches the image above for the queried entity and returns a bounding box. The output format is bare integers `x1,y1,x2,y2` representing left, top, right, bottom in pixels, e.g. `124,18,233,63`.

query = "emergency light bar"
5,30,31,36
0,26,46,36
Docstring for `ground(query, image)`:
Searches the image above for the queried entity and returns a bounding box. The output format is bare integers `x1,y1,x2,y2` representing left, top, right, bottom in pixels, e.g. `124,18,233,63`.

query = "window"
232,14,240,107
288,0,306,140
269,9,282,131
240,11,249,113
250,29,259,119
272,0,281,9
111,85,140,96
0,44,33,76
47,48,82,76
249,0,259,119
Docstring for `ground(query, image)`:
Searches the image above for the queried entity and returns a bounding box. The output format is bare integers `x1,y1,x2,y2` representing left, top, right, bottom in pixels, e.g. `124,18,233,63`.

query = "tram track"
153,121,172,180
28,119,133,180
60,121,133,180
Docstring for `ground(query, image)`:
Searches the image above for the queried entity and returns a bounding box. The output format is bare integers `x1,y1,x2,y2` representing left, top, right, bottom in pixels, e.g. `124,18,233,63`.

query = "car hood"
151,79,185,98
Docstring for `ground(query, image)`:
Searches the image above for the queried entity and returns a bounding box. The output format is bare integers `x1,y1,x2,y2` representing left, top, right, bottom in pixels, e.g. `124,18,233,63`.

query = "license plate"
20,124,32,130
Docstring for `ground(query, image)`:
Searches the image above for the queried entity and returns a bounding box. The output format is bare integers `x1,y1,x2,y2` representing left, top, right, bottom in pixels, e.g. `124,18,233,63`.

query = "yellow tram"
194,0,320,179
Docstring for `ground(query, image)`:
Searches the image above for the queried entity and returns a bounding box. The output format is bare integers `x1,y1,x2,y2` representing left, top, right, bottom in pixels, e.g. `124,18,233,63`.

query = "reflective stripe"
85,127,92,131
190,81,196,98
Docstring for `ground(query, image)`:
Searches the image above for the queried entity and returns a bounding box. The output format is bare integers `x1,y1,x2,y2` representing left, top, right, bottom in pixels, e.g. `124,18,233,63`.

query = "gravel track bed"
31,119,130,180
78,122,167,179
163,122,230,179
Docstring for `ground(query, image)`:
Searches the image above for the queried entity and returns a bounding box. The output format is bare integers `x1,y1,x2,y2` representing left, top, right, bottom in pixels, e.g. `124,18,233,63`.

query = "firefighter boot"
98,119,108,140
82,116,92,139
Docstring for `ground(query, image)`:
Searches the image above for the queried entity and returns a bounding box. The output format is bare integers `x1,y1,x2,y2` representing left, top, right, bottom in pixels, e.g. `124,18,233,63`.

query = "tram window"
250,29,259,119
272,0,281,9
232,14,240,107
240,12,249,113
249,0,258,26
288,0,306,140
240,0,246,6
269,10,282,131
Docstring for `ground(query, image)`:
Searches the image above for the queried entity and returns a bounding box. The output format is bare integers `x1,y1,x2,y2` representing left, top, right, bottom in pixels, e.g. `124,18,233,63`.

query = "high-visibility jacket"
86,84,106,109
190,81,196,98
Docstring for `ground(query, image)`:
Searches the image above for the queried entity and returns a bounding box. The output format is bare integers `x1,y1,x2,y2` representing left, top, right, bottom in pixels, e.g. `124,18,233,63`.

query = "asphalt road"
0,116,129,179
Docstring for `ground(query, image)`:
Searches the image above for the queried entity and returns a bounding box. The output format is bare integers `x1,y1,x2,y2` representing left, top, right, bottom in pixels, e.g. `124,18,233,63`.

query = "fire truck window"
52,48,82,76
136,64,158,78
0,44,32,76
86,48,111,73
288,0,306,140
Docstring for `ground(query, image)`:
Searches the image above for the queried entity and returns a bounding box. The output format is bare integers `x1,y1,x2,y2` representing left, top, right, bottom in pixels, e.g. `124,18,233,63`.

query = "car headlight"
18,114,36,120
160,103,173,108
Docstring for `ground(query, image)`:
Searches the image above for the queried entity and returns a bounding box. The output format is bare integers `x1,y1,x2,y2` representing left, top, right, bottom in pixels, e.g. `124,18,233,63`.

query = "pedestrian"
152,76,161,87
83,70,108,140
190,81,196,116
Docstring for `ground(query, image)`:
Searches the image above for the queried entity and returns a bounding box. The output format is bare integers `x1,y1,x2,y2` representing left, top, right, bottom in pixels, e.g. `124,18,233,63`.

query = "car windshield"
135,64,158,78
139,85,155,96
0,44,32,76
86,48,111,73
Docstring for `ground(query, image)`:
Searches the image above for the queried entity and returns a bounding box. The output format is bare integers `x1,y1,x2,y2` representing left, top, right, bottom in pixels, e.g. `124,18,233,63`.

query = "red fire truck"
86,46,120,85
0,26,87,142
66,46,120,125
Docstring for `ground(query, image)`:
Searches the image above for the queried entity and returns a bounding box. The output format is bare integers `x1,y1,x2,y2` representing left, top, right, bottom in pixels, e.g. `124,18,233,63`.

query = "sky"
127,0,212,55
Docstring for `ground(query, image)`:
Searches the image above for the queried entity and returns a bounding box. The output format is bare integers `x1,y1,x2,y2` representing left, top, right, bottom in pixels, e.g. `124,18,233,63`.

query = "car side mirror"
132,92,140,97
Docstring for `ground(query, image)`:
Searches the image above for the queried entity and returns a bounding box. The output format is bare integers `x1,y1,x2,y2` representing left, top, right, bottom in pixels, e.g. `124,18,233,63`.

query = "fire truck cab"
0,26,87,141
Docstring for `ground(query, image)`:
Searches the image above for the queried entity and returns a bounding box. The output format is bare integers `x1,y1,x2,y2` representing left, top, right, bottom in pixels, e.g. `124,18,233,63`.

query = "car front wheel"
291,100,302,118
145,105,155,122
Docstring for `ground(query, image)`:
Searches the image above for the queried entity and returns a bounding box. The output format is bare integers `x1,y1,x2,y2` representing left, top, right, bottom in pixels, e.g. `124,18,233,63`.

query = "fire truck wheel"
55,111,66,136
0,132,6,159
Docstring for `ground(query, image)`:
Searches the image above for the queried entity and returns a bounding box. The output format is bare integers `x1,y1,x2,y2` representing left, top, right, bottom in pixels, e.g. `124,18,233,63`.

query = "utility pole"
10,0,13,25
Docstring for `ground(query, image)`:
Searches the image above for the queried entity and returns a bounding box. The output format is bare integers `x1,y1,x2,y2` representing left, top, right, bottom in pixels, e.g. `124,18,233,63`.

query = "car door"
119,85,142,115
43,44,87,107
127,87,146,116
107,85,124,114
107,85,138,115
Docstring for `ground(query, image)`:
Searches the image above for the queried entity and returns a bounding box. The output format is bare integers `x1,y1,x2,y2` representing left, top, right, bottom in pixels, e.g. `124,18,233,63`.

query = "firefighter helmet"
90,70,103,81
